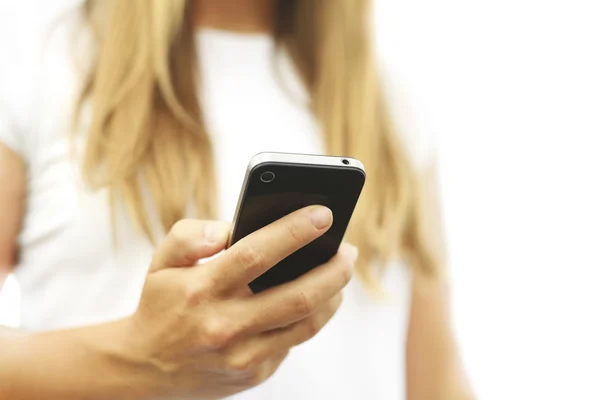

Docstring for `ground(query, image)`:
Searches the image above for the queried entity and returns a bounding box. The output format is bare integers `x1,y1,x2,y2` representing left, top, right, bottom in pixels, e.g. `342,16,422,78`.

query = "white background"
1,0,600,399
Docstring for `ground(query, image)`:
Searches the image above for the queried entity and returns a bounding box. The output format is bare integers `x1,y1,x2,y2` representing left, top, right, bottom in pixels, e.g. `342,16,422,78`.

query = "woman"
0,0,472,399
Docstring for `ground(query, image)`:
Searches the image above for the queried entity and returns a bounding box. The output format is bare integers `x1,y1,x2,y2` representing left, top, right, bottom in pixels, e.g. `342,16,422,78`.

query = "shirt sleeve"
0,100,27,160
0,1,37,163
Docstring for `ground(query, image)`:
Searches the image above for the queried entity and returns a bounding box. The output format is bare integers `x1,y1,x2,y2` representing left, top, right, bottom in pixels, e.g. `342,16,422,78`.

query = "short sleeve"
0,29,25,158
0,1,40,162
0,100,27,160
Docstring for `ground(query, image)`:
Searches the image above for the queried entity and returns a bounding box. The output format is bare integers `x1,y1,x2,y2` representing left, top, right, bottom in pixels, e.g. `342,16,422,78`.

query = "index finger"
209,205,333,293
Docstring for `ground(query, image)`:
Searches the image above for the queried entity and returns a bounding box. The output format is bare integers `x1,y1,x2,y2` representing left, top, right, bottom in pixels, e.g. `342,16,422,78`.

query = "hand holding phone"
118,208,357,399
229,152,366,292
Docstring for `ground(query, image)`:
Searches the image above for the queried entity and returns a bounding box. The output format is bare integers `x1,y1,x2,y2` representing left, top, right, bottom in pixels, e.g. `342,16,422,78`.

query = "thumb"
149,219,231,273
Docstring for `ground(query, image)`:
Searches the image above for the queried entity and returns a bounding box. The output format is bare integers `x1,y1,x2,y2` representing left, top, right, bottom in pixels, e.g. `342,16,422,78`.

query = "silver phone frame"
227,152,366,247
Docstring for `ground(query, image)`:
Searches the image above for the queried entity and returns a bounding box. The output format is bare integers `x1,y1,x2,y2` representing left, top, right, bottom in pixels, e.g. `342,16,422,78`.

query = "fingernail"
309,206,332,230
204,222,229,243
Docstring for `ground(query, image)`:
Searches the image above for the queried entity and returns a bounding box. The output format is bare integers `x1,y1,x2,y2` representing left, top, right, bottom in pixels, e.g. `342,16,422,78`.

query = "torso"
5,18,415,400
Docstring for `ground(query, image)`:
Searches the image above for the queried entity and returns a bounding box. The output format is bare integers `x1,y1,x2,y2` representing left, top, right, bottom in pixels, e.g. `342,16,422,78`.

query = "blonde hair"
78,0,437,288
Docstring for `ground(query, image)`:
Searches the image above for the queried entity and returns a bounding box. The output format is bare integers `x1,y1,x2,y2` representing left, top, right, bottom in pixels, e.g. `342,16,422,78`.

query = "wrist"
1,318,160,400
85,316,160,400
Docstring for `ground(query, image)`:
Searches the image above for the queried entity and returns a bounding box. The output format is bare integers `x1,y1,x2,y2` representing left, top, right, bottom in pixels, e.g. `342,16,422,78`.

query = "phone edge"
227,152,366,248
249,152,366,172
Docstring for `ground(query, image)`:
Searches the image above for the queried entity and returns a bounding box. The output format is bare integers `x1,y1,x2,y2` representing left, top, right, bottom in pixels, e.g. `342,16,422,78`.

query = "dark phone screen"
230,162,365,293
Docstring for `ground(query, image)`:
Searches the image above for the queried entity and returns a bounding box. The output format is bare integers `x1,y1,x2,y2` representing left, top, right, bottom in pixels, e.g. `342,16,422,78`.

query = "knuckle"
203,330,230,350
151,358,181,375
202,317,235,349
181,276,213,307
225,354,247,373
192,271,218,299
292,291,315,316
340,261,353,286
303,316,322,340
333,256,353,287
169,220,195,248
230,314,253,339
247,353,286,386
333,292,344,310
226,349,263,373
247,367,269,387
282,219,305,245
234,244,265,272
181,281,198,303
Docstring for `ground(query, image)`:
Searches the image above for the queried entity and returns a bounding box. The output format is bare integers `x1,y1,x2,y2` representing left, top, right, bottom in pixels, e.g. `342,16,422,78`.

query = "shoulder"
0,1,41,161
0,0,87,163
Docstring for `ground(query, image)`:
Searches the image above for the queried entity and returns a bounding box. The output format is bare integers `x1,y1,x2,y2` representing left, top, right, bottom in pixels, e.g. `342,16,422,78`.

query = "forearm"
406,273,475,400
445,358,475,400
407,346,474,400
0,320,152,400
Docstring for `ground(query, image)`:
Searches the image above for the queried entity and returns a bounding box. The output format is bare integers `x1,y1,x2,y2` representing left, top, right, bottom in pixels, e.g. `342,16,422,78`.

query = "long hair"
78,0,437,289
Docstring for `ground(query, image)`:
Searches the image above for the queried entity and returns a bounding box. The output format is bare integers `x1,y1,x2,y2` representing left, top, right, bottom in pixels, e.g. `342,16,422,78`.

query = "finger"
263,350,289,378
223,293,343,374
149,220,231,273
209,206,333,292
228,243,357,334
243,351,289,388
265,292,343,349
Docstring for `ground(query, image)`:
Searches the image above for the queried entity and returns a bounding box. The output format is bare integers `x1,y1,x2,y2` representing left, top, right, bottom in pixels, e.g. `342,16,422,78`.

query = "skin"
195,1,476,395
0,143,24,293
194,0,277,33
406,163,474,400
0,140,356,399
0,0,474,398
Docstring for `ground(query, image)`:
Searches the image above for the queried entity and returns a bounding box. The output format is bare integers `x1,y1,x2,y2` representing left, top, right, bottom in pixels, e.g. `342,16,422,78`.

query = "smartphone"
228,152,366,293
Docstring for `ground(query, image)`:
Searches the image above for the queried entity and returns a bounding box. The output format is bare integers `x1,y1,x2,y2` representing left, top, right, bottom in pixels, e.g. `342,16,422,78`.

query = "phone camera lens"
341,159,350,165
260,171,275,183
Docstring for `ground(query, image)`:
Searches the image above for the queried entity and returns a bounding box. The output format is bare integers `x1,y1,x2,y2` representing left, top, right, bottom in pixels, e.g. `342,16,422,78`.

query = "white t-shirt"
0,7,436,400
